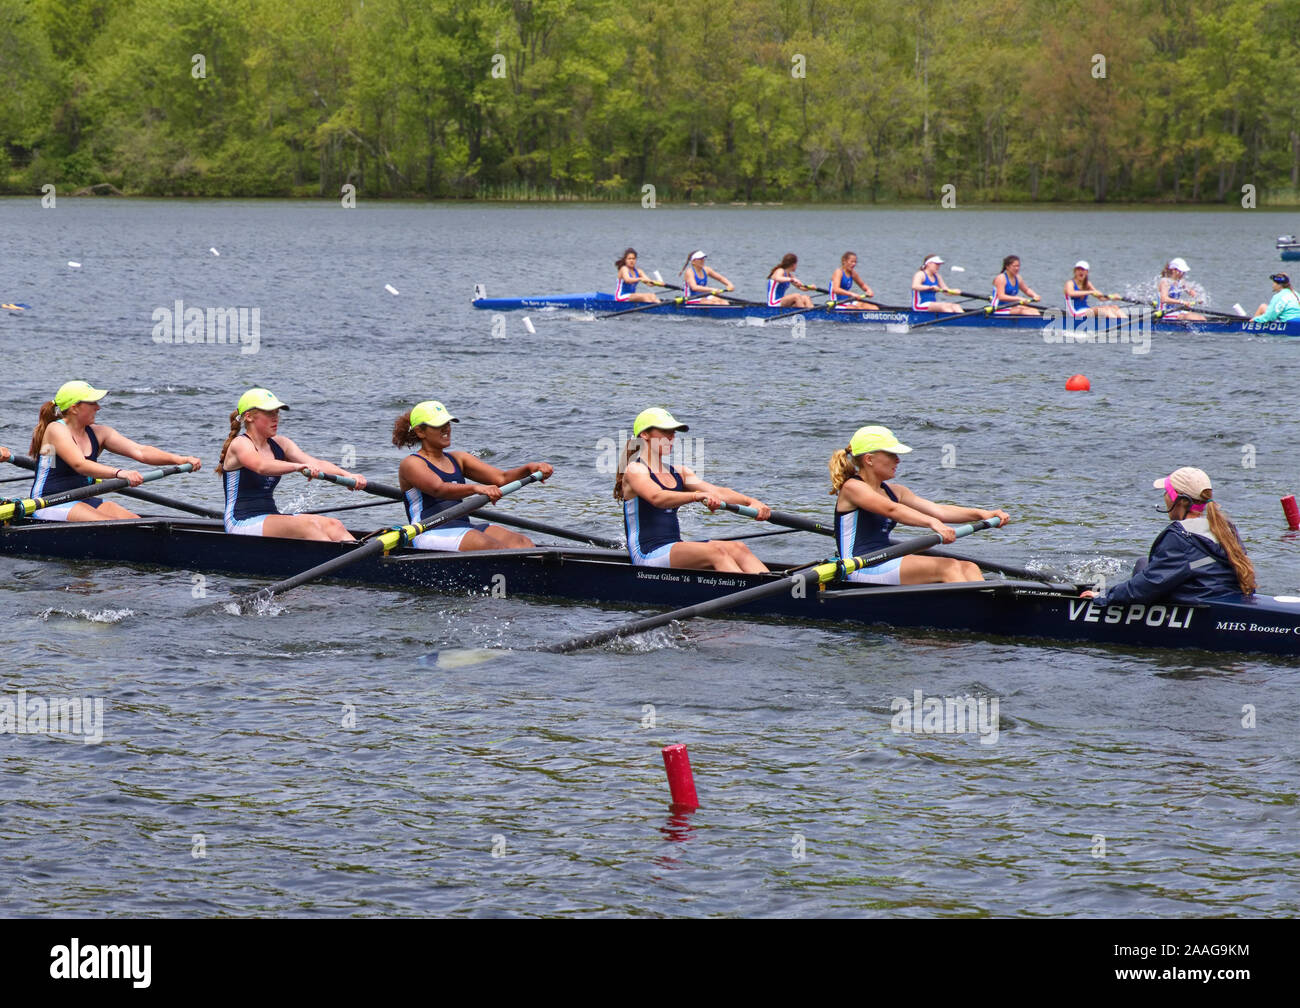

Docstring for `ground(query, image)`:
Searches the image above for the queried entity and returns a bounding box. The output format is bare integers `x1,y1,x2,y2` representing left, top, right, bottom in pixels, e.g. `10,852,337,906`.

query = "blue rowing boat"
472,291,1300,336
2,518,1297,656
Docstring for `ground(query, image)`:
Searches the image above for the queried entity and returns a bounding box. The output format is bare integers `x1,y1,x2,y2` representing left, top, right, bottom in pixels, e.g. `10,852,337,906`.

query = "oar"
600,297,682,319
722,501,1074,584
767,300,836,322
893,303,997,331
319,472,624,548
0,464,195,522
539,519,1001,654
5,452,219,517
229,471,546,606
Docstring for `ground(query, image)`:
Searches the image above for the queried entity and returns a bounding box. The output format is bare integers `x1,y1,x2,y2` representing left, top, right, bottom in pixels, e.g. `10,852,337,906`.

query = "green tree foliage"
1,0,1295,201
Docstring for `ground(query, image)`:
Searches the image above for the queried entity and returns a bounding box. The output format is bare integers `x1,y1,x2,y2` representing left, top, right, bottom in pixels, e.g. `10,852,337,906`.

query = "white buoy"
385,284,399,296
210,247,220,256
523,317,536,334
67,261,81,268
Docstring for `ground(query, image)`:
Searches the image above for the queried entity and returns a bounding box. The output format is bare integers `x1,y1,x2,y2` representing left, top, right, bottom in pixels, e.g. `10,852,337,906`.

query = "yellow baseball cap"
848,425,912,456
236,388,289,418
410,401,459,428
54,380,107,412
633,407,689,437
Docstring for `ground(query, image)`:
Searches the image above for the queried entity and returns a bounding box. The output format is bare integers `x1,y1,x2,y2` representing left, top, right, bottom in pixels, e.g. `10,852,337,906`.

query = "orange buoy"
1065,374,1090,391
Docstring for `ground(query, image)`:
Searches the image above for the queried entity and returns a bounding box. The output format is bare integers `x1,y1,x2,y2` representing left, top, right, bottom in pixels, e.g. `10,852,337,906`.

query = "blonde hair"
1203,499,1256,595
215,410,246,475
29,399,60,456
612,438,641,501
828,448,858,493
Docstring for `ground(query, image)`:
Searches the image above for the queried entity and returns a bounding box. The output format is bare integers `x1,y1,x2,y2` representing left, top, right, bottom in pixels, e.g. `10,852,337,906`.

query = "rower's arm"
400,452,495,501
679,469,771,519
227,434,312,477
273,435,366,488
706,267,733,290
841,479,949,536
44,423,127,480
96,426,202,471
831,271,855,299
910,271,928,292
624,463,711,509
460,453,553,486
853,272,874,298
895,483,1009,526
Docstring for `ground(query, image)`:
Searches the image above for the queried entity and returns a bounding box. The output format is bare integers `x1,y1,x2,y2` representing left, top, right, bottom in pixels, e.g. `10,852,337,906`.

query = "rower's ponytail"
28,400,59,457
392,411,419,447
1205,501,1256,595
828,448,857,493
612,438,640,502
215,411,243,475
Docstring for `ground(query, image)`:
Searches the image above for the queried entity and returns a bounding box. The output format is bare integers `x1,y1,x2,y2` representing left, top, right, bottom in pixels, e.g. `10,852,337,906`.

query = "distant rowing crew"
1,382,1260,616
614,248,1300,323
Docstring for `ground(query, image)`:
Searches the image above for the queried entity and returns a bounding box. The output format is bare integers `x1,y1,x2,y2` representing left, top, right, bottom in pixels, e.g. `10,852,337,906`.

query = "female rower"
1249,272,1300,322
1156,258,1205,320
830,425,1009,584
28,380,201,522
829,252,879,310
392,400,552,552
766,253,814,309
615,248,661,304
679,250,733,306
991,255,1040,315
216,388,365,541
910,254,965,313
1064,261,1125,321
615,407,772,572
1082,467,1255,606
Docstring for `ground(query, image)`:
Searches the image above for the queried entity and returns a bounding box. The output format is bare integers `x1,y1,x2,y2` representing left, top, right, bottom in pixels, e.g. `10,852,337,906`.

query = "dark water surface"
1,199,1297,917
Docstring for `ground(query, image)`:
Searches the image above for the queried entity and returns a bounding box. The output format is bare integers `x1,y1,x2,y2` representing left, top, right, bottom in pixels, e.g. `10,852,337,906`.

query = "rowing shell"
471,291,1299,336
2,517,1298,656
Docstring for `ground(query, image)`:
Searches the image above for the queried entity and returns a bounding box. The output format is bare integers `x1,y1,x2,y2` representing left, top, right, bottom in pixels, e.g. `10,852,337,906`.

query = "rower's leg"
899,555,983,584
715,540,770,574
667,540,744,572
458,526,534,551
68,500,139,521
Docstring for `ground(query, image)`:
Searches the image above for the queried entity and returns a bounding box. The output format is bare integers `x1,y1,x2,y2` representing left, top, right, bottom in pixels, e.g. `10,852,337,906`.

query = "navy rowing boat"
2,518,1297,656
470,290,1300,336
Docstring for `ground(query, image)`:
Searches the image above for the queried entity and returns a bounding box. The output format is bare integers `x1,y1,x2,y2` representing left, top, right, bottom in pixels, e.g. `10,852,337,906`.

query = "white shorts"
844,557,902,585
409,522,488,551
226,514,270,536
628,541,676,568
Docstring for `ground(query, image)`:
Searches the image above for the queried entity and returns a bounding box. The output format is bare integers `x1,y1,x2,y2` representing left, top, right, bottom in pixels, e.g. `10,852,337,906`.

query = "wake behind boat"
2,516,1298,657
471,289,1300,336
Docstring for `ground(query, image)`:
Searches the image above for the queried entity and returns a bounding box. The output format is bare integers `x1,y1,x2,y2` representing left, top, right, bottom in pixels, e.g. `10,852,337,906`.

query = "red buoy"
1283,494,1300,531
1065,374,1091,391
661,744,700,810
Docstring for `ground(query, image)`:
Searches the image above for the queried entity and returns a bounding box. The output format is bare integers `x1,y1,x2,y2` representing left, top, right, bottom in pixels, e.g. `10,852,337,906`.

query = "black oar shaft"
6,452,217,518
543,520,999,654
249,472,545,601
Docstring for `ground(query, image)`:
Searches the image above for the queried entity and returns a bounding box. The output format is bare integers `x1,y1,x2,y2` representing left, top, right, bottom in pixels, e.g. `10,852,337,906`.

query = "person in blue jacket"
1083,467,1256,606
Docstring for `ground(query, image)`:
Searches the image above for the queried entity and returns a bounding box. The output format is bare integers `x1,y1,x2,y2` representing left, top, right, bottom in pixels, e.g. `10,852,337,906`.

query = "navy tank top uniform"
836,479,898,556
32,422,104,509
404,453,472,529
624,462,684,555
224,434,286,522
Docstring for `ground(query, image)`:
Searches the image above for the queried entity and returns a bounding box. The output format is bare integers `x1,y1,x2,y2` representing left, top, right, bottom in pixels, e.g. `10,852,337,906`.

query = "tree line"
3,0,1298,203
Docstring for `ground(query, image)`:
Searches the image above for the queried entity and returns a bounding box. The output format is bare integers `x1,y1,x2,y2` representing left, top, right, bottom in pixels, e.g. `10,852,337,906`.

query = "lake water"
1,198,1297,917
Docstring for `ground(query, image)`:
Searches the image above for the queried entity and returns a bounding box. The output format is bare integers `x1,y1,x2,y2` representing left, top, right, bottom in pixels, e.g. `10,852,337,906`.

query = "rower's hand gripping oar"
231,471,546,606
538,519,1001,655
0,464,195,522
